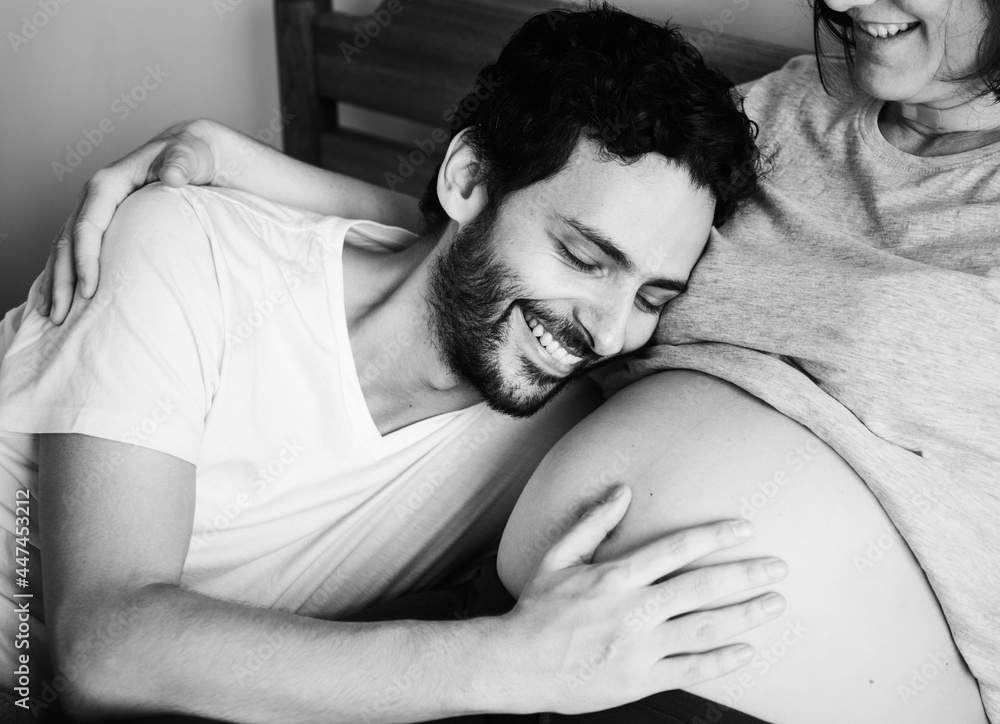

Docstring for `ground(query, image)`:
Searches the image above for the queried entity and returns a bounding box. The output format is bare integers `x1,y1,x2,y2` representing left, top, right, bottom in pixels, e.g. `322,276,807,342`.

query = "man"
0,6,780,721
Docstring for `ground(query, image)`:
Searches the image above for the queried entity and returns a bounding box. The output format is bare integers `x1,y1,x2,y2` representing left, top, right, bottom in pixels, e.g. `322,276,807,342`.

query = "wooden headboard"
274,0,801,198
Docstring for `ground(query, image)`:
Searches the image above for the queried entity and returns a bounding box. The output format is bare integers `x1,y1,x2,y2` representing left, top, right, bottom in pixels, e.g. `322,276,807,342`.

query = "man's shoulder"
105,184,306,290
106,184,215,271
110,183,322,253
95,185,226,336
115,183,205,227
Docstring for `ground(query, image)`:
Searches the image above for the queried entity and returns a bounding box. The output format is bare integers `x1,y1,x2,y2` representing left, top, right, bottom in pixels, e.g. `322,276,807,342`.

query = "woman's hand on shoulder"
41,119,220,324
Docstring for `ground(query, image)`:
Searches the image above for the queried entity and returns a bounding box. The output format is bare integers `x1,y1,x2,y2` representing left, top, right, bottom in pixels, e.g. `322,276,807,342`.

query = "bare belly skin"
498,371,987,724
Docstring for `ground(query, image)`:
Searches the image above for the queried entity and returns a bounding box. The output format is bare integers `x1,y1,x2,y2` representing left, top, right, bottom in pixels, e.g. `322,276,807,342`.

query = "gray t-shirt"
603,56,1000,720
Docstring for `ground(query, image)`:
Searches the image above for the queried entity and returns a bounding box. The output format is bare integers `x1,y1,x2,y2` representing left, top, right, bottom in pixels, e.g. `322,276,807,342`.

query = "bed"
273,0,802,198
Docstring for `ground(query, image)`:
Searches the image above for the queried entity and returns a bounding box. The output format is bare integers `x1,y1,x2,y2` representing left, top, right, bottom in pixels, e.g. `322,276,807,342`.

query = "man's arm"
39,434,497,723
41,119,421,324
39,433,777,722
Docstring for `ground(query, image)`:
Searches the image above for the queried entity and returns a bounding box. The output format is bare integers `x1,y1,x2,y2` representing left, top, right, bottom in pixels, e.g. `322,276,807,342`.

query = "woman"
497,0,1000,721
41,0,998,722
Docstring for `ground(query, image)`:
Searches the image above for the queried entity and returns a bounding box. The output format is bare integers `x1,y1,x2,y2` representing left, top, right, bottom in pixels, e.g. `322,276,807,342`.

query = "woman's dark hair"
419,3,763,236
813,0,1000,100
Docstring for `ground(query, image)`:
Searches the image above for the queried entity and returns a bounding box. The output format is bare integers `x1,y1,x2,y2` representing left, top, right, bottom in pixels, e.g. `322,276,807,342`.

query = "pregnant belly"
498,371,987,724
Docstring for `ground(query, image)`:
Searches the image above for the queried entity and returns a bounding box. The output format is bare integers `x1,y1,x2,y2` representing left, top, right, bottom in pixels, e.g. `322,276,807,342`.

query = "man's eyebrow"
558,214,688,293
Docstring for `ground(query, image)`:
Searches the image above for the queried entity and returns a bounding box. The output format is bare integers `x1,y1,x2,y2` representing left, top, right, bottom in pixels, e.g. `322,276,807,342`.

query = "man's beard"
426,206,596,418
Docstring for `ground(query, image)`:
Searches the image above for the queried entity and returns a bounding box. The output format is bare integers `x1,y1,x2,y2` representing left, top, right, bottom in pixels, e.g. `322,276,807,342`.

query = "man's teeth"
859,21,914,38
524,312,583,365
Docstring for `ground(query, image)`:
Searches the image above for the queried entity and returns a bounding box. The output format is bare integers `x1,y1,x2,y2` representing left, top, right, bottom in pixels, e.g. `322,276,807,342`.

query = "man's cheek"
625,318,659,355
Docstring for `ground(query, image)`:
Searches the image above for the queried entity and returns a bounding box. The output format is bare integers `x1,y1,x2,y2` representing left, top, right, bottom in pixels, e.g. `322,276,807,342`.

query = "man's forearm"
64,583,504,723
200,119,423,232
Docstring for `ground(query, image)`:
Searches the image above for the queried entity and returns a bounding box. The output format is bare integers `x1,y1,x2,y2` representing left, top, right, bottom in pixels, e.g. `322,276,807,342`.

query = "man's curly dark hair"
419,3,763,236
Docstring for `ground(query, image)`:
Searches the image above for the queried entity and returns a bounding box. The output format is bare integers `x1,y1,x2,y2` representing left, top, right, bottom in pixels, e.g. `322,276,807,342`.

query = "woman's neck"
878,93,1000,157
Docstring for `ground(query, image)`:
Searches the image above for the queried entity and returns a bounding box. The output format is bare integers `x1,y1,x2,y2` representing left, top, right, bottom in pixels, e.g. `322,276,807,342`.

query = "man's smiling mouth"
523,310,584,366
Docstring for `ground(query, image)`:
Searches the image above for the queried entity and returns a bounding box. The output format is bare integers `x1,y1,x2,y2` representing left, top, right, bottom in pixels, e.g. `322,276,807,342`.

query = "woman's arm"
191,118,422,227
40,118,421,324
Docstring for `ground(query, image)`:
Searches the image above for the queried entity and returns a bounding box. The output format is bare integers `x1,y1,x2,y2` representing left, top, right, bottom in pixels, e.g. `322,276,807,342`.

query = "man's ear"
436,130,488,224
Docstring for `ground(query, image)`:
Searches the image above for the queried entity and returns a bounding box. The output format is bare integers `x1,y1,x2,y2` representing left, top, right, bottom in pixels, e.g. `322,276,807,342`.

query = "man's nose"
579,297,632,359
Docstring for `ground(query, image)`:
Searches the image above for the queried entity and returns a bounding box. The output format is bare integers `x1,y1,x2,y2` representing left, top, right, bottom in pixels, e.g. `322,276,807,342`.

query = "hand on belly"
498,370,987,724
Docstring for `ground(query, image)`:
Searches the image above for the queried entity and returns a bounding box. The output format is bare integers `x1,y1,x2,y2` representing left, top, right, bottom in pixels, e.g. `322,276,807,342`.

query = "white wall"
0,0,811,313
0,0,281,312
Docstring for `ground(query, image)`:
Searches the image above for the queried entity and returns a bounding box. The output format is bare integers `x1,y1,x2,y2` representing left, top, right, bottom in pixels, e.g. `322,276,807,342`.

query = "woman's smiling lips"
856,20,920,39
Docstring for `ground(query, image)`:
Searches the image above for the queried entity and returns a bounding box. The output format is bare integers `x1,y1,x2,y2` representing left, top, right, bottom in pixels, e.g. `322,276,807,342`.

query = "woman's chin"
853,65,935,104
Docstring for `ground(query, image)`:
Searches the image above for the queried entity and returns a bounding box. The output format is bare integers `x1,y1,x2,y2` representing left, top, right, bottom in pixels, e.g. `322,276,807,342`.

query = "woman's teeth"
524,312,583,366
859,21,916,38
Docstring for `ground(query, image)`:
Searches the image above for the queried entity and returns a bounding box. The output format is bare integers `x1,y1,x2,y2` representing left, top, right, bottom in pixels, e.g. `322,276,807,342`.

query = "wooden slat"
321,128,443,198
301,0,803,187
312,0,801,127
692,31,802,84
274,0,336,163
314,0,579,126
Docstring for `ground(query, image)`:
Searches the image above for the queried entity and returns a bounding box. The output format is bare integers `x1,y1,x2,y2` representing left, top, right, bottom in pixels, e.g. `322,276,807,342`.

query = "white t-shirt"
0,185,594,690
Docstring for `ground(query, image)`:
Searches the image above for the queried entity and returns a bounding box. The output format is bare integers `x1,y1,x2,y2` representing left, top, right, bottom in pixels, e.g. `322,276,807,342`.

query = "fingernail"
762,594,785,615
605,485,625,503
766,560,789,580
734,646,754,665
730,520,753,539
